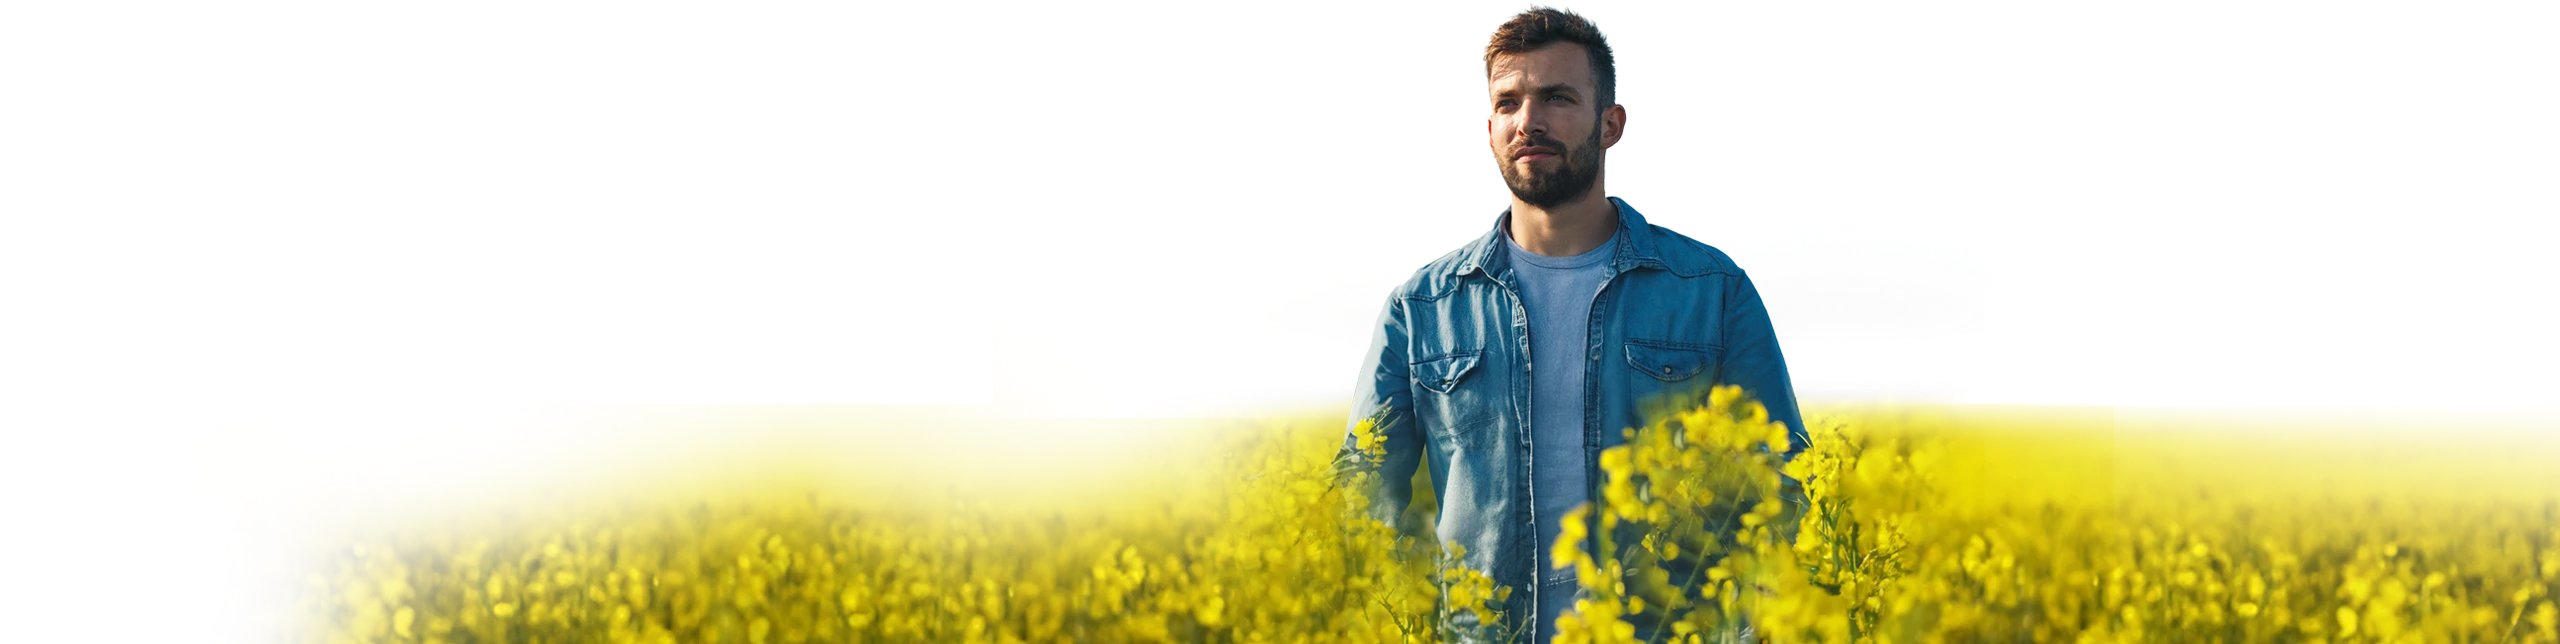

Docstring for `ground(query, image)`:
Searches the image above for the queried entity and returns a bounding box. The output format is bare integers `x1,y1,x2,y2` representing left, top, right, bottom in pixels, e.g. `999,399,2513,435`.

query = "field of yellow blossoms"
299,392,2560,643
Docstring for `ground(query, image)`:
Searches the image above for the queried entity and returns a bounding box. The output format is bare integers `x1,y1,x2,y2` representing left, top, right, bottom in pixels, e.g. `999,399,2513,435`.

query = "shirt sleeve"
1332,289,1427,538
1718,270,1811,542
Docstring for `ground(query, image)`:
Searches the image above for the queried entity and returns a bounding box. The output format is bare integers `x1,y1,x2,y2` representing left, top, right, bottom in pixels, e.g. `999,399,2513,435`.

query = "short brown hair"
1484,7,1616,113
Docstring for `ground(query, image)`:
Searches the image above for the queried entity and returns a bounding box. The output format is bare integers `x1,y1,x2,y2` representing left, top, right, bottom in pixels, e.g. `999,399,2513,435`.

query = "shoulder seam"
1643,223,1745,278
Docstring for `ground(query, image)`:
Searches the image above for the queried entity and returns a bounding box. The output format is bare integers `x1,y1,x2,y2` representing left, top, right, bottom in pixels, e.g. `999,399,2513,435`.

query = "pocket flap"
1411,352,1482,394
1624,341,1716,382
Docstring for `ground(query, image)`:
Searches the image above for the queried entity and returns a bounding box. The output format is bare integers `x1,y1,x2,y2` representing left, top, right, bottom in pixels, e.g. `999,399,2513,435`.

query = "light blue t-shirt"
1502,224,1619,596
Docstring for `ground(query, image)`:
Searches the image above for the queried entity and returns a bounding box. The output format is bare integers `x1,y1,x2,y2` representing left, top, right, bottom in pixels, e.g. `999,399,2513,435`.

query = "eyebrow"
1494,83,1585,99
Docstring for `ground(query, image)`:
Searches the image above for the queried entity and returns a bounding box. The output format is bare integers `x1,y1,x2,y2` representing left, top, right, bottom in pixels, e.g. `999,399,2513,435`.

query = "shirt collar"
1453,196,1664,279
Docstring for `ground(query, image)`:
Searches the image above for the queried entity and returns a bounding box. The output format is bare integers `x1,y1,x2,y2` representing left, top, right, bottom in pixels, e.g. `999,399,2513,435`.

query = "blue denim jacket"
1333,197,1808,642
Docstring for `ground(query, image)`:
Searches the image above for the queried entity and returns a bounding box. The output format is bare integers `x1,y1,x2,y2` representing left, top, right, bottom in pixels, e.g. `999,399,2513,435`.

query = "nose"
1513,104,1548,142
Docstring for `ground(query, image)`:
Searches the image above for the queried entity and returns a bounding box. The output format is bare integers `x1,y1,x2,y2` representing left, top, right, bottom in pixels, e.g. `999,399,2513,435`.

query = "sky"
3,1,2556,640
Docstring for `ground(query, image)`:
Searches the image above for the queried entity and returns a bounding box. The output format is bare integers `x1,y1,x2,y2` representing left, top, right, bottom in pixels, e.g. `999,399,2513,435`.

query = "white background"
3,1,2556,640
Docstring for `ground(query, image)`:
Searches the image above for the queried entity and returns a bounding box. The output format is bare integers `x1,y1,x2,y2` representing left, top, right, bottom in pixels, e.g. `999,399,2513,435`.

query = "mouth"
1514,147,1559,163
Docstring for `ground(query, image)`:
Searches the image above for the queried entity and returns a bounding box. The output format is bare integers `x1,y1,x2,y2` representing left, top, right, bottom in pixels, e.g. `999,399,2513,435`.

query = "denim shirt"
1333,197,1808,642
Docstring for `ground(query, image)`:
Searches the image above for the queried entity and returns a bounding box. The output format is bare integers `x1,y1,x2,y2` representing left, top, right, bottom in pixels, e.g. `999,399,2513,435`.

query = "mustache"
1509,135,1571,159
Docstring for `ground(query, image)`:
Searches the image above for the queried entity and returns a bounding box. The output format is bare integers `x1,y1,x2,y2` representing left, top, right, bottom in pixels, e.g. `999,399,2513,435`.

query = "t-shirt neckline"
1504,226,1619,270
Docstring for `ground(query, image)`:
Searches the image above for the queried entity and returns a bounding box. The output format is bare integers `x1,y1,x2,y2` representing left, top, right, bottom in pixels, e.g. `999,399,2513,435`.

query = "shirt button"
1662,366,1675,375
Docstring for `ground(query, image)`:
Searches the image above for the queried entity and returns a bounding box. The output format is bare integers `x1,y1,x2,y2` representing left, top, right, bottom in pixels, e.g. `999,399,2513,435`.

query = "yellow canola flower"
1554,504,1592,571
293,395,2560,644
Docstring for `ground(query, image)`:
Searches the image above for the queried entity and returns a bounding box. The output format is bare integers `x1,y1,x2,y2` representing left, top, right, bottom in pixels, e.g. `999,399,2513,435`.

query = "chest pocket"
1410,351,1494,447
1625,340,1717,382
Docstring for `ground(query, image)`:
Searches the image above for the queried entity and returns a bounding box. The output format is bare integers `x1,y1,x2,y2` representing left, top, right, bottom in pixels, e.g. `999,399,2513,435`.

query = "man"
1333,8,1807,643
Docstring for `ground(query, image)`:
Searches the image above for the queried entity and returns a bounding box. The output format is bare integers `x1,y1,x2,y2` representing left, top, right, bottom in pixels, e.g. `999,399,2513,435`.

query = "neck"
1505,182,1616,257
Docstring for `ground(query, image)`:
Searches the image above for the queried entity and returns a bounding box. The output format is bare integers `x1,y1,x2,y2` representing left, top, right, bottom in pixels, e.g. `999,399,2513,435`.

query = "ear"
1600,104,1627,149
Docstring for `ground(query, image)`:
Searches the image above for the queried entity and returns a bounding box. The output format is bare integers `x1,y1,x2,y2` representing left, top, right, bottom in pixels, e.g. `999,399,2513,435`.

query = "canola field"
298,394,2560,643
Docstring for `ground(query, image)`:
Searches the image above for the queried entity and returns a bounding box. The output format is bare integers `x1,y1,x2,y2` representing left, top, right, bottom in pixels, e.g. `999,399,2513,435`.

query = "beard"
1498,126,1605,209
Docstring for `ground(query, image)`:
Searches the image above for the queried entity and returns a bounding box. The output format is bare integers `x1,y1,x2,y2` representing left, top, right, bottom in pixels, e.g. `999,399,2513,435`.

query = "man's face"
1488,43,1622,209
